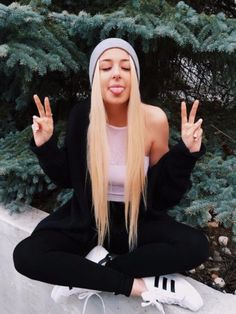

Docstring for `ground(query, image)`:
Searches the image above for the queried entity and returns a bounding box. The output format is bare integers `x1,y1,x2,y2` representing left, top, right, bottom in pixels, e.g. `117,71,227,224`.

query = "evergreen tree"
169,152,236,241
0,0,235,112
0,1,87,112
170,0,236,17
0,121,66,213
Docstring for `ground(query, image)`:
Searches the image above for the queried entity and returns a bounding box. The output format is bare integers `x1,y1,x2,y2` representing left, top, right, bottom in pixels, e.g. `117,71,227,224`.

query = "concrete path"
0,204,235,314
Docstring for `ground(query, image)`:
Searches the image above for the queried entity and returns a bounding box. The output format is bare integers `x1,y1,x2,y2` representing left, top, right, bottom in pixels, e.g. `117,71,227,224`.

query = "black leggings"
13,207,209,297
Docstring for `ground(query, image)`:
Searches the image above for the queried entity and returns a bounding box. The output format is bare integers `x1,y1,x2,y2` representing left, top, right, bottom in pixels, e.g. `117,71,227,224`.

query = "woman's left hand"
181,100,203,153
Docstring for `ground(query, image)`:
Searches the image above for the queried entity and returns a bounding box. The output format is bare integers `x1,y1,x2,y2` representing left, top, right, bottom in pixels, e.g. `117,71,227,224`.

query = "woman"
13,38,209,313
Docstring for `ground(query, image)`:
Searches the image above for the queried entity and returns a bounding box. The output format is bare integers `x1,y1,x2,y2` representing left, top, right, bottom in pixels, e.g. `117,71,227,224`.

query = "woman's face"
99,48,131,107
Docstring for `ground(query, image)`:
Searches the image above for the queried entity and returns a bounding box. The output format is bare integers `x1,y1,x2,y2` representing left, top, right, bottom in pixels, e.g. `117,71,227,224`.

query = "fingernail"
33,115,37,119
32,125,38,132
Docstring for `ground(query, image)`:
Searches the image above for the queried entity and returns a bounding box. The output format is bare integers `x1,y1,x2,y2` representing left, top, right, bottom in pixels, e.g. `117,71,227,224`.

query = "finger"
192,118,203,133
193,128,203,141
32,122,39,133
33,94,45,117
44,97,53,118
194,129,203,142
32,115,41,123
198,128,203,137
181,101,188,125
189,100,199,124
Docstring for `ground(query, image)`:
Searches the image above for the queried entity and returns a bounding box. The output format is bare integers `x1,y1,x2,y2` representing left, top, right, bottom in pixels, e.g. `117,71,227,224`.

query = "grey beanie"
89,38,140,85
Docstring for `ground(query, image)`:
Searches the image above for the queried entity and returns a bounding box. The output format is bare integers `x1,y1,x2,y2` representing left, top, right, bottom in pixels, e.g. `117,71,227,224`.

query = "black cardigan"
30,98,206,243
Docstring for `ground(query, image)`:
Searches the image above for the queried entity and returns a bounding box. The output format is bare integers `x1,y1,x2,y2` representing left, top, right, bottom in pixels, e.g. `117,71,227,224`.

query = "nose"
112,65,121,79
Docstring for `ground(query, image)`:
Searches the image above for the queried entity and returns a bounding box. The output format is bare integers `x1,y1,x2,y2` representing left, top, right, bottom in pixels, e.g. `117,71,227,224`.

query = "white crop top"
107,123,149,202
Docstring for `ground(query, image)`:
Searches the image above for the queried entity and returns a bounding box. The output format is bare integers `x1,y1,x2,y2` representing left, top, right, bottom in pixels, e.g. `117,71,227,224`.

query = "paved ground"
1,205,236,314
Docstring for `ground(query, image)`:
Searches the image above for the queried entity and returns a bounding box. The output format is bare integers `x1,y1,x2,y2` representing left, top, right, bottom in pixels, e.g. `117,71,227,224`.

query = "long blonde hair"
87,56,146,250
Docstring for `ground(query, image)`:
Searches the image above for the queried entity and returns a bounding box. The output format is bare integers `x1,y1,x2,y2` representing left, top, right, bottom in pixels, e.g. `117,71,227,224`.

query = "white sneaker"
141,273,203,313
51,285,99,303
85,245,113,265
51,245,111,303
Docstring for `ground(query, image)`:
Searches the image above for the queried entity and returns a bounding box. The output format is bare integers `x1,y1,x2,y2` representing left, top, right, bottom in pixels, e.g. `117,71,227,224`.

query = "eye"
122,67,130,71
101,67,111,71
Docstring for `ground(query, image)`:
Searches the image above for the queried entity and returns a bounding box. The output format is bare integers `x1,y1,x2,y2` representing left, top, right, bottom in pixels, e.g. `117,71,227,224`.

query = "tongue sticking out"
109,87,124,95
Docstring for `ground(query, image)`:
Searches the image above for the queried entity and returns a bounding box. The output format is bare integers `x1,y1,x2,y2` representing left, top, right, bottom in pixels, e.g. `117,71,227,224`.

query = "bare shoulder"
142,103,169,165
142,103,168,127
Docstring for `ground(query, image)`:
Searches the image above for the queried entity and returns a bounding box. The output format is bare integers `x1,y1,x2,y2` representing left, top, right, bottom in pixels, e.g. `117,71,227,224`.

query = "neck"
104,101,128,127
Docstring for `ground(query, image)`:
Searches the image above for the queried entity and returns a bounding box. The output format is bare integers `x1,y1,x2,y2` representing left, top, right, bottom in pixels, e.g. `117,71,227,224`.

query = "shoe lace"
141,297,165,314
78,291,105,314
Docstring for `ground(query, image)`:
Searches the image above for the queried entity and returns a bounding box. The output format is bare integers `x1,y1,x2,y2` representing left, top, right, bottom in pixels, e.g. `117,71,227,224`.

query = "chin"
104,94,129,106
107,98,129,106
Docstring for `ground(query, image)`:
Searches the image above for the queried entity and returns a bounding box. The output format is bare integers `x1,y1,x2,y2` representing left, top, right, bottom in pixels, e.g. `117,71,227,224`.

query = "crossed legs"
13,214,209,297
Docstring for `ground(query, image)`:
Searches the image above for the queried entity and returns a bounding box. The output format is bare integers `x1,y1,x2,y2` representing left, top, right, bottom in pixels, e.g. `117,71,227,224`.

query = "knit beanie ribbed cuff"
89,38,140,85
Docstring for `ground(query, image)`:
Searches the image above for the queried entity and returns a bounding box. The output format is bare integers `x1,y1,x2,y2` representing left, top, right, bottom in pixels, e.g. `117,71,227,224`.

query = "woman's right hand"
32,94,54,147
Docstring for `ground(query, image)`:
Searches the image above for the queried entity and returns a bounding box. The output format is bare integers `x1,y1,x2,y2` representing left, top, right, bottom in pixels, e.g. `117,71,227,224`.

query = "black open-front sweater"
30,98,206,244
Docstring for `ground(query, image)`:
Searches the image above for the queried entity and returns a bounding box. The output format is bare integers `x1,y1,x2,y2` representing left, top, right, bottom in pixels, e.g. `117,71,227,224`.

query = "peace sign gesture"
181,100,203,153
32,94,54,147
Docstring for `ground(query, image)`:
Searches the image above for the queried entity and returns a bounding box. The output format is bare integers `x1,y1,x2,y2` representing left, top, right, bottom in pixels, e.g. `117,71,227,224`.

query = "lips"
109,86,125,95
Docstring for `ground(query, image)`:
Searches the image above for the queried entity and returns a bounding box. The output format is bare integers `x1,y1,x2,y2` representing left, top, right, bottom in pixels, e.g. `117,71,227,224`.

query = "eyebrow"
99,58,130,63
